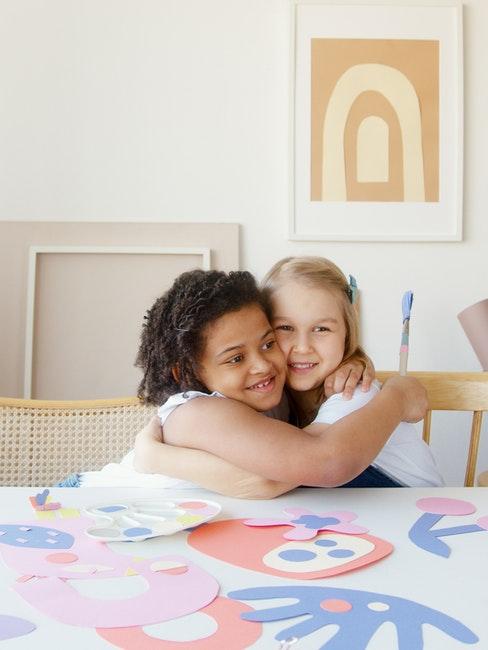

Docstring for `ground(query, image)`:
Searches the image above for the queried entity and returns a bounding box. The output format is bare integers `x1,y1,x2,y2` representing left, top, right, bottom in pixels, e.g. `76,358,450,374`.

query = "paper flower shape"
244,508,369,540
229,585,478,649
409,497,488,558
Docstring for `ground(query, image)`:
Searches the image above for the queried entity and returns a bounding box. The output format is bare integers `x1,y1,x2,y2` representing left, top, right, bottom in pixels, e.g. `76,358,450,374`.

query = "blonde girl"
262,257,443,487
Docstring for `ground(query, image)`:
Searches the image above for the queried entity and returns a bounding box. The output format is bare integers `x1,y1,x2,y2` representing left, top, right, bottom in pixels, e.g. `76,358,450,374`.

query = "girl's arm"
134,418,298,498
152,375,427,487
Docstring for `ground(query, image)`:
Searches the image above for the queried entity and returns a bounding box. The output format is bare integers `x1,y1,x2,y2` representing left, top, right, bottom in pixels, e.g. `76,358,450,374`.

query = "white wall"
1,0,487,484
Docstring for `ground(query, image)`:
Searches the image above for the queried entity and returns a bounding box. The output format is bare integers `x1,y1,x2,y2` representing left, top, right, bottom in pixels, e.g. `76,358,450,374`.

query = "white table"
0,486,486,649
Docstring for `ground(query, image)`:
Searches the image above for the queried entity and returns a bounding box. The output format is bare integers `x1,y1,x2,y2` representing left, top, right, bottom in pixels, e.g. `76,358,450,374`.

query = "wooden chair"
0,397,156,487
377,371,488,487
2,373,488,487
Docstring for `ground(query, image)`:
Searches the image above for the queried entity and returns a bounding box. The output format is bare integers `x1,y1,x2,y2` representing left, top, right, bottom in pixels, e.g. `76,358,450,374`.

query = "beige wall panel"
0,222,239,399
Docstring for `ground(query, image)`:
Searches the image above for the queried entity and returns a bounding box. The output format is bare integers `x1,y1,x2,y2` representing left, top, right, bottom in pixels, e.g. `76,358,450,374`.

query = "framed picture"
289,3,463,241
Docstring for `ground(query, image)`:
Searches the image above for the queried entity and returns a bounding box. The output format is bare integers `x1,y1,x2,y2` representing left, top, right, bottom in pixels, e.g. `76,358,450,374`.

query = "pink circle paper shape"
320,598,352,613
96,597,262,649
416,497,476,516
476,515,488,531
46,552,79,564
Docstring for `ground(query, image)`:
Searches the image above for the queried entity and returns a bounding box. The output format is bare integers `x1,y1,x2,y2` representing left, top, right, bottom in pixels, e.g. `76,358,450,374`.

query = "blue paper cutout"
328,549,354,558
0,614,37,641
0,525,74,550
409,512,486,558
279,550,317,562
35,489,50,506
291,515,340,530
315,539,337,547
228,585,478,649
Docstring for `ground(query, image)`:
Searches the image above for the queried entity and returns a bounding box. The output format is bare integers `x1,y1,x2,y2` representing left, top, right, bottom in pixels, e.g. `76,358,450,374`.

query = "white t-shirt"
80,390,290,488
312,381,444,487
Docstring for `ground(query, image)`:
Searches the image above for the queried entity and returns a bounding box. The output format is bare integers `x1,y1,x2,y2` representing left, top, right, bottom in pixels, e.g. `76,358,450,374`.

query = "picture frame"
289,3,463,241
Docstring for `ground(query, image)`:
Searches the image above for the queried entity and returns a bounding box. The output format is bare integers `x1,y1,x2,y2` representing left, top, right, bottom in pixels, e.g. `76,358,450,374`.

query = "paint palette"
83,498,221,542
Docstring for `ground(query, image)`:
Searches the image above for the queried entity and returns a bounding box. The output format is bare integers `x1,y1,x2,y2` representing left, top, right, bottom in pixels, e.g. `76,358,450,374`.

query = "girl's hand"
382,375,428,423
324,354,375,400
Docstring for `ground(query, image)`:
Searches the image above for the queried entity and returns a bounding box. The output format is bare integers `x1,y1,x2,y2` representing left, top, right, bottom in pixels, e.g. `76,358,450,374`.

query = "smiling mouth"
288,362,318,373
247,376,275,392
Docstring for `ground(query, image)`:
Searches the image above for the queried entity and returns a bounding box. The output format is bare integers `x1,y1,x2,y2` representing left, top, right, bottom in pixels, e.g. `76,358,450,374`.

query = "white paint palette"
83,498,221,542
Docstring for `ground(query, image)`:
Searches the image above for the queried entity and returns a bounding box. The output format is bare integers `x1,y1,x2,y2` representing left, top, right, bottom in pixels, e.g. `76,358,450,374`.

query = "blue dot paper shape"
0,525,74,550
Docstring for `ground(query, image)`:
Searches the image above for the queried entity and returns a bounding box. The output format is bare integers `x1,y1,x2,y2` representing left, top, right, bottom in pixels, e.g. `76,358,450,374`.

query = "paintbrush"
399,291,414,376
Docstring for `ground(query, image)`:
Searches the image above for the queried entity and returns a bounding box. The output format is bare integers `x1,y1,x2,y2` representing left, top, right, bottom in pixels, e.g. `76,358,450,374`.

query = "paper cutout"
229,585,478,649
84,498,221,542
244,507,369,540
0,516,218,628
96,596,262,649
409,497,488,558
35,489,49,506
0,614,37,641
14,558,218,628
189,519,392,579
29,489,61,512
0,524,74,549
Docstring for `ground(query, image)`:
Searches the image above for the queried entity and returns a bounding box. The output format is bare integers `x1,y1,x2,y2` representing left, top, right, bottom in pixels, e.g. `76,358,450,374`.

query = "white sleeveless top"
312,382,444,487
80,391,222,488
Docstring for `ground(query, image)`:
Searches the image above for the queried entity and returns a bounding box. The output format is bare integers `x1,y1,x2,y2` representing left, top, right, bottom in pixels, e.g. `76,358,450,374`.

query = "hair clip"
348,275,358,304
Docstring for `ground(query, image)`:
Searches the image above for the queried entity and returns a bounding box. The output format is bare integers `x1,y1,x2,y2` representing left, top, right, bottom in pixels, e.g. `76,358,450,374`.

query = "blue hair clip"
348,275,358,304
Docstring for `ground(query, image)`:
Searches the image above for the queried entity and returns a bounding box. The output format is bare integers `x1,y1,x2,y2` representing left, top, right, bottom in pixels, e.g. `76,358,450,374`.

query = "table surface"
0,486,486,649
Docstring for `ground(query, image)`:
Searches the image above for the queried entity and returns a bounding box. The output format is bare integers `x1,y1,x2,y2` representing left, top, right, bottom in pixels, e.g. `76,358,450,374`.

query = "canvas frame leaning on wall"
289,2,463,242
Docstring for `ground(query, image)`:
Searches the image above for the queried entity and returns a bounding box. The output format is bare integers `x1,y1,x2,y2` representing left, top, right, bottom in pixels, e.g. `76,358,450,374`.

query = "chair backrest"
0,397,157,487
377,371,488,486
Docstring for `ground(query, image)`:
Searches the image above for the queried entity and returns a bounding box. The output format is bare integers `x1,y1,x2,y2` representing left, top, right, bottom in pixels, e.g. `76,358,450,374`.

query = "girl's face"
198,303,286,412
270,280,347,393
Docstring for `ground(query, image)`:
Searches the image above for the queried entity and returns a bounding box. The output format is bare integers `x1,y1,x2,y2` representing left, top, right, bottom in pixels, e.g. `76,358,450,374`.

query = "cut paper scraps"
0,516,218,628
409,497,488,558
228,585,479,650
189,517,392,580
29,488,61,512
0,614,36,641
28,489,79,521
83,498,221,542
96,597,262,649
244,507,369,540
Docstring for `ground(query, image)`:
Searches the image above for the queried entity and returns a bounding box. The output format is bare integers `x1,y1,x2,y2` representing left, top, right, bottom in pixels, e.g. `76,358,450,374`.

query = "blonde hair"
262,256,367,365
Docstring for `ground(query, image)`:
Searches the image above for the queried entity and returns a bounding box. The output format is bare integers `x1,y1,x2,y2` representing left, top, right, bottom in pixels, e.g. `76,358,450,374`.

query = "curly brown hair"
135,269,269,405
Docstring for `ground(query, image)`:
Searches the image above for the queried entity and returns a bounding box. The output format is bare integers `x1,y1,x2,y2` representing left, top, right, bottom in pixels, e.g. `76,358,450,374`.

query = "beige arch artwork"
322,63,425,201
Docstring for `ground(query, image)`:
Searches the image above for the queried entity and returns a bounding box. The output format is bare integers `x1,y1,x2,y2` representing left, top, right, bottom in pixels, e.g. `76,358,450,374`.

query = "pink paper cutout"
244,507,369,540
416,497,476,516
14,558,218,628
46,552,79,564
0,516,218,628
96,596,262,649
476,515,488,531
